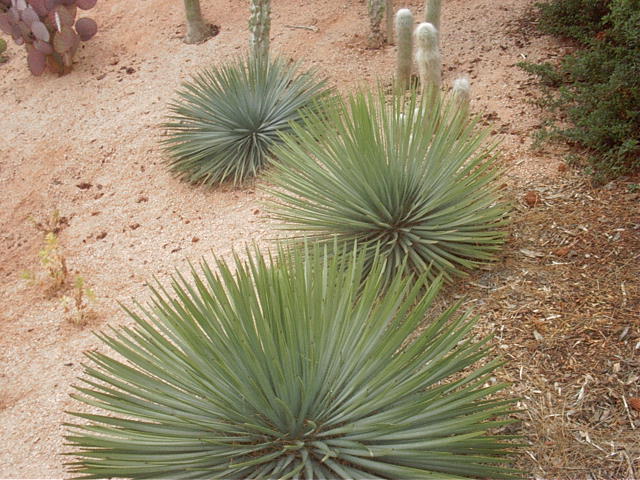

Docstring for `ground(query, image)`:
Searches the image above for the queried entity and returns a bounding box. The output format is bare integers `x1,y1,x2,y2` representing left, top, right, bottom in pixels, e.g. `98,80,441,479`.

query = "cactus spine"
367,0,385,48
385,0,394,44
452,76,471,116
249,0,271,60
424,0,441,37
415,22,441,94
395,8,414,90
183,0,210,44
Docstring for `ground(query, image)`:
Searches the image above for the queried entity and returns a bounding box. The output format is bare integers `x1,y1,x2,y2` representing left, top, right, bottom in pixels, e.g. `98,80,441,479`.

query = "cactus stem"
385,0,394,45
249,0,271,60
395,8,414,90
367,0,385,49
183,0,211,44
415,22,441,94
452,76,471,117
424,0,441,37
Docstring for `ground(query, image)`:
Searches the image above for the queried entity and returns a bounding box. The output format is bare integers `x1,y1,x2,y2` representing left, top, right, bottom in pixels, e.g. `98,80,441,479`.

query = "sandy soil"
1,0,637,478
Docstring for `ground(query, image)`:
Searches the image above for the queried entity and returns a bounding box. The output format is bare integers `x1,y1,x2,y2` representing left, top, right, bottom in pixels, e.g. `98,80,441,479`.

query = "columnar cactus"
182,0,210,44
0,0,98,76
249,0,270,60
367,0,384,48
452,76,471,116
425,0,441,36
415,22,441,94
385,0,393,44
395,8,413,89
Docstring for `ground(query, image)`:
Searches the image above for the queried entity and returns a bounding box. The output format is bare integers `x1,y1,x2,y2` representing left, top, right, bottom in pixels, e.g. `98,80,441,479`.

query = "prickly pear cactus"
249,0,270,61
367,0,385,48
395,8,413,89
415,22,441,94
0,0,98,76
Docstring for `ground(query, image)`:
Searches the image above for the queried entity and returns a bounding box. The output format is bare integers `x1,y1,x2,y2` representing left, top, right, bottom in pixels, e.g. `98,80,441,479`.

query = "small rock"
136,195,148,203
126,67,136,74
129,223,140,230
76,182,92,190
192,237,199,243
96,73,106,80
96,231,107,240
253,209,260,215
523,190,541,207
557,162,567,172
553,246,570,257
629,397,640,412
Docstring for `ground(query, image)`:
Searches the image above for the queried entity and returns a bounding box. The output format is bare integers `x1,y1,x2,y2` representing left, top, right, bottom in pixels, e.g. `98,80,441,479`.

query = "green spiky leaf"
163,56,331,186
265,89,510,284
65,244,520,479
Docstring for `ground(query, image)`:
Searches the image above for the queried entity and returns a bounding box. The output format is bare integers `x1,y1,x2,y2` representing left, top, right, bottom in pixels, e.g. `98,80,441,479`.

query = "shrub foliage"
521,0,640,181
66,245,519,479
265,89,509,283
163,56,330,186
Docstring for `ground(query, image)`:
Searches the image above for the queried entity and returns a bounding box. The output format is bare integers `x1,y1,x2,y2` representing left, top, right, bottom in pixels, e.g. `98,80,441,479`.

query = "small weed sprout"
22,232,69,292
61,276,96,325
22,209,96,325
29,208,67,235
39,232,69,291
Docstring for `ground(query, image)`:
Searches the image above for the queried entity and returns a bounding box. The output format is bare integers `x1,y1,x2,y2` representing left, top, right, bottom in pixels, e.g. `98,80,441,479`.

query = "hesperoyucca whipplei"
163,56,330,186
65,244,519,479
265,89,509,284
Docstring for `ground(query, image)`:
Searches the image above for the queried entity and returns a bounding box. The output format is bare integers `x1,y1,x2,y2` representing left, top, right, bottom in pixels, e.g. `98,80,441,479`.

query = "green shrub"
163,56,330,186
265,89,509,284
521,0,640,182
535,0,610,43
66,244,519,479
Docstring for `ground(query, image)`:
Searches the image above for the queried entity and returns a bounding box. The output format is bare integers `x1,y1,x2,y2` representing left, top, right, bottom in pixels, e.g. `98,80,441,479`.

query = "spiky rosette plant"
65,244,520,479
163,56,330,186
0,0,98,76
265,89,509,284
